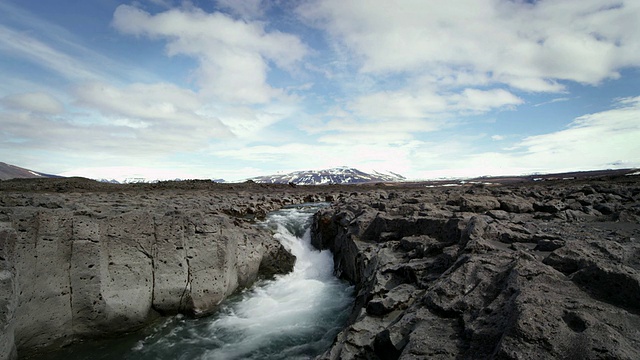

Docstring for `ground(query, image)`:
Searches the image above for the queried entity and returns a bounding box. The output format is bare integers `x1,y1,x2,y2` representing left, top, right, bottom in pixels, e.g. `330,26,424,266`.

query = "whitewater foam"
40,204,353,360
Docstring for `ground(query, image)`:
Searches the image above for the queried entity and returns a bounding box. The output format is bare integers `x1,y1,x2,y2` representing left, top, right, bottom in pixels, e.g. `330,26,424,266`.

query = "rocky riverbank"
2,175,639,359
0,178,334,359
311,176,640,359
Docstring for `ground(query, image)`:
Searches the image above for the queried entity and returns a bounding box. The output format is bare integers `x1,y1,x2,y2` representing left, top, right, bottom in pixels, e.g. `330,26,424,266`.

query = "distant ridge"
0,162,60,180
249,167,406,185
97,177,226,184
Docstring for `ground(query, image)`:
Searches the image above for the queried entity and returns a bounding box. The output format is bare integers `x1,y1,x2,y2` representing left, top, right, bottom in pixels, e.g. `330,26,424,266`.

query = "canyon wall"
0,180,326,359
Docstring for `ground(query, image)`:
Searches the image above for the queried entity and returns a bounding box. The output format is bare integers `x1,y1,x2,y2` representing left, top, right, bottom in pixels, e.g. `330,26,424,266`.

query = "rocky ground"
0,178,335,359
1,174,639,360
312,175,640,359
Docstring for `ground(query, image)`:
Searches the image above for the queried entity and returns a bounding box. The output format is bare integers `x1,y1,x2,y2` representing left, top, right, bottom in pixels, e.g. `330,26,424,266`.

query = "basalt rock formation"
311,177,640,359
0,178,333,360
2,175,640,360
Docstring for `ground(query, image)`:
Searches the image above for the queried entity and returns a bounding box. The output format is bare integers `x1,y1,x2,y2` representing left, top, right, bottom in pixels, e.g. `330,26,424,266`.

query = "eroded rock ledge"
0,180,334,359
311,178,640,359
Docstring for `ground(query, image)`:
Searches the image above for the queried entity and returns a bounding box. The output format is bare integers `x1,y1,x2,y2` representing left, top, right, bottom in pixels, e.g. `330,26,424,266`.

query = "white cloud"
0,24,102,82
214,141,417,177
112,4,308,104
0,82,234,165
72,81,232,144
74,82,202,122
304,88,522,145
0,1,159,85
411,96,640,178
1,92,64,114
450,88,523,112
534,97,571,107
205,102,300,140
514,96,640,169
249,96,639,180
350,91,448,120
2,0,637,182
298,0,640,92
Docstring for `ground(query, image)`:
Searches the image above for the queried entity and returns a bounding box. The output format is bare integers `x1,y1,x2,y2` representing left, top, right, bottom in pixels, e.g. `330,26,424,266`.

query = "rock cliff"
0,179,330,359
311,177,640,359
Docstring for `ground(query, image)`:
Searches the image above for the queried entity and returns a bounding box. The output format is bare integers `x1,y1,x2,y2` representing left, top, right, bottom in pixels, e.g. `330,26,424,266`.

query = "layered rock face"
0,180,327,359
312,178,640,359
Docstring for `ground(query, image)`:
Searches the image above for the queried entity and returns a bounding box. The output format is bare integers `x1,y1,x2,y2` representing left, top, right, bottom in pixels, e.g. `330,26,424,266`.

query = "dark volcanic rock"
0,180,334,359
2,175,640,360
311,176,640,359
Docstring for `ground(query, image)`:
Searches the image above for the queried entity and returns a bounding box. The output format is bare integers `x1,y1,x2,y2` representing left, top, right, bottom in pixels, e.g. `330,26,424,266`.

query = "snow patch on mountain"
249,167,406,185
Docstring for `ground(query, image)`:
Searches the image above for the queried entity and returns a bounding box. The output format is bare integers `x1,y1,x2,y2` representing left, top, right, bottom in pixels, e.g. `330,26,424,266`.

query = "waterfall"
42,204,353,360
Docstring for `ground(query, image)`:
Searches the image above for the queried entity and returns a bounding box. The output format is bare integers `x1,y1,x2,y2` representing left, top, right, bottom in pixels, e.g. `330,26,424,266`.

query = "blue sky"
1,0,639,181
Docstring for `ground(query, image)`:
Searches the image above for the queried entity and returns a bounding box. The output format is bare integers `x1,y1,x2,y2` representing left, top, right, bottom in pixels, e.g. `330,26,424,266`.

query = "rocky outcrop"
0,181,323,359
312,178,640,359
2,176,639,360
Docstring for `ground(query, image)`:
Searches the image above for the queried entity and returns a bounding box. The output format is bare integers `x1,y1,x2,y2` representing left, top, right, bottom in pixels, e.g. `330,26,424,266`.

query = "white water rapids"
42,204,354,360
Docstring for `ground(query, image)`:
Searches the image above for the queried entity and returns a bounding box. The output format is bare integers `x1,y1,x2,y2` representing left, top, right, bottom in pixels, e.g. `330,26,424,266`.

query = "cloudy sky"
1,0,639,181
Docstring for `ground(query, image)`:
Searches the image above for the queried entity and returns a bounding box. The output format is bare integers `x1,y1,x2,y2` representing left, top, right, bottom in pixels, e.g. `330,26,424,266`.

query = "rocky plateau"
1,174,639,359
312,175,640,359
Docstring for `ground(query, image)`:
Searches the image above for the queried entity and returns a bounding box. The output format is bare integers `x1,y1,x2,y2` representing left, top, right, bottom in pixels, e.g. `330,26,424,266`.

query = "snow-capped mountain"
0,162,60,180
249,167,406,185
98,177,226,184
96,177,166,184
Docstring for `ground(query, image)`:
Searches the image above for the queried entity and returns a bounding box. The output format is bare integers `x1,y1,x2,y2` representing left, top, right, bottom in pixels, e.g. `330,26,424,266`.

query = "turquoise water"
39,204,353,360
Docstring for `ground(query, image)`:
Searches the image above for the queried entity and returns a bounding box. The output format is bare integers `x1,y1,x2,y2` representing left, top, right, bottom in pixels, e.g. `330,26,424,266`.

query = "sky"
0,0,639,182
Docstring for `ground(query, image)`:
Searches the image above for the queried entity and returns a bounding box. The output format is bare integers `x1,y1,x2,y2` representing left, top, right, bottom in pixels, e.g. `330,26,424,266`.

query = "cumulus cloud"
72,81,232,144
112,4,308,104
298,0,640,92
2,0,637,181
1,92,64,114
0,81,235,166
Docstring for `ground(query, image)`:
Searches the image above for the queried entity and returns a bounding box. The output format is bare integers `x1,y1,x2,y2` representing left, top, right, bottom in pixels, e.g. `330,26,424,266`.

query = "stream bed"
40,204,353,360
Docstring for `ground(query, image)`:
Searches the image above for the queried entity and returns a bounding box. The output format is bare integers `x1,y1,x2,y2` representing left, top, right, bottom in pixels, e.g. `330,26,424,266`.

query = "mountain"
249,167,406,185
97,177,226,184
0,162,60,180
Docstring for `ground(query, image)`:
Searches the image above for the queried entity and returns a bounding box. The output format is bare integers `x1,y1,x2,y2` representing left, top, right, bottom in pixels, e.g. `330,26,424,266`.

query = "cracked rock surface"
311,177,640,359
2,176,640,360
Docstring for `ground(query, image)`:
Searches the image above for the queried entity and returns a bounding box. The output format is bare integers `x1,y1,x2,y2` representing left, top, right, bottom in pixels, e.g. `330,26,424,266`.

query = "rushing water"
41,204,354,360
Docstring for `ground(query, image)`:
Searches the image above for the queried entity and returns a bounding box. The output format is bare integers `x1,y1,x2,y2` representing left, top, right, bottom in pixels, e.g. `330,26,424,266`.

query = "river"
41,204,353,360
